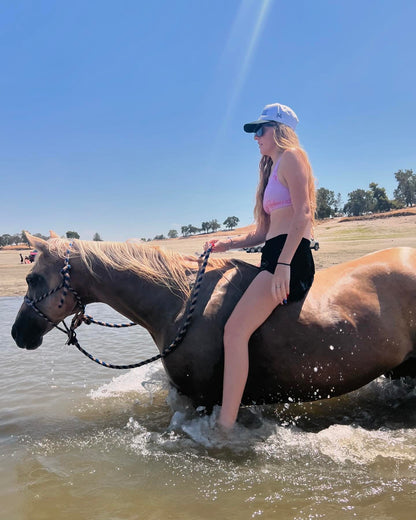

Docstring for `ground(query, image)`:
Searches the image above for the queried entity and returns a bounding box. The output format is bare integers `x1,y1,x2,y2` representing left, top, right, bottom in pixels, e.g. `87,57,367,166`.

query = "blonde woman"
206,103,316,431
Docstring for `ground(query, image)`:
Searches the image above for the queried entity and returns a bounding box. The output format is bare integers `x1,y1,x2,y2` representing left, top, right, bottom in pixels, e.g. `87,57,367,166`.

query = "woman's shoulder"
281,147,303,161
280,148,307,170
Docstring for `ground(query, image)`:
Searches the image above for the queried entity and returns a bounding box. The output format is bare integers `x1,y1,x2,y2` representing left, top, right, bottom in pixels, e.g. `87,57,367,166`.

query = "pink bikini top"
263,158,292,214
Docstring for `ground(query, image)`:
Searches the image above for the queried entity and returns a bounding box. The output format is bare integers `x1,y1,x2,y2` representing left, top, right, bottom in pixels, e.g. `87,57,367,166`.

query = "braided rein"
24,243,213,370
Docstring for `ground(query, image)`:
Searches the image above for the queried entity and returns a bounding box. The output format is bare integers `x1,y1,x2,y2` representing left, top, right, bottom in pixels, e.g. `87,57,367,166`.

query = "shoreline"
2,213,416,297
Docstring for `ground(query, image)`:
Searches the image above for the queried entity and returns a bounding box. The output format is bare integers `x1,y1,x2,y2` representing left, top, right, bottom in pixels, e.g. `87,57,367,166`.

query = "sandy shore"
1,212,415,297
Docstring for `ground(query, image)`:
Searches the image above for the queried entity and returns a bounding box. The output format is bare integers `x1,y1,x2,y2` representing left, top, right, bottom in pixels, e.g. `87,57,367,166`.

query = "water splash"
72,359,416,467
88,362,168,399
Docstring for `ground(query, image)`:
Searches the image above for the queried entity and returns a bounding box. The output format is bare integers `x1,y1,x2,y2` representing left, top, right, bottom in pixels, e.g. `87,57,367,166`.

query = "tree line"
317,169,415,218
2,169,414,246
0,231,103,247
152,216,240,241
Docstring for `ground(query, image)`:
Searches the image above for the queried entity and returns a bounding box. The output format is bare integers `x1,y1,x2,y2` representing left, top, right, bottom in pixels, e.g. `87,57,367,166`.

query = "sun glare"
220,0,272,132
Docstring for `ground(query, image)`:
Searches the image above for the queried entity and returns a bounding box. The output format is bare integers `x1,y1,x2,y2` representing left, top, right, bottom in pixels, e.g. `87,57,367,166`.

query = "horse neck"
74,259,186,342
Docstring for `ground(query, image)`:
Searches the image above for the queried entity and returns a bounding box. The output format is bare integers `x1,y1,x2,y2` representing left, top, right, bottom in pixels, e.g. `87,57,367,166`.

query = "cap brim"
243,119,274,133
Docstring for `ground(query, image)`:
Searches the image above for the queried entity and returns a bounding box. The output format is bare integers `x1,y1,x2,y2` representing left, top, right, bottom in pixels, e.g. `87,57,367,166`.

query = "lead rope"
65,244,214,369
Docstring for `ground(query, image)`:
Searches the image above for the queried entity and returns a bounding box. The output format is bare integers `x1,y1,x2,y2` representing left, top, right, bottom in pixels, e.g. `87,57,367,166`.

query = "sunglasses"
255,123,276,137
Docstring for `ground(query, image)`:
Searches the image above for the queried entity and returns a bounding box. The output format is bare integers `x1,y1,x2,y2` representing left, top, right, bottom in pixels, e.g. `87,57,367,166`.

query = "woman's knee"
223,319,249,351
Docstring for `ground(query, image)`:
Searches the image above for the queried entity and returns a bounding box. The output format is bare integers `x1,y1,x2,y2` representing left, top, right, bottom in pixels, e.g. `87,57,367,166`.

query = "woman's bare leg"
218,270,278,430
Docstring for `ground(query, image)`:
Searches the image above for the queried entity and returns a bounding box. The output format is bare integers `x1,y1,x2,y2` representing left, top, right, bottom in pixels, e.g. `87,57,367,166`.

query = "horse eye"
26,273,41,286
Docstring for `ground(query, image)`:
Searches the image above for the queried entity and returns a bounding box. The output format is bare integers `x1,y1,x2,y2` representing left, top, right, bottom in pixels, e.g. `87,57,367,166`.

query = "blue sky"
1,0,415,241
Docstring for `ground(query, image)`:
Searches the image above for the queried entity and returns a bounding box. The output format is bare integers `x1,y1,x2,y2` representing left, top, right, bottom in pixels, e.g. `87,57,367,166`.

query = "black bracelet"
277,262,291,266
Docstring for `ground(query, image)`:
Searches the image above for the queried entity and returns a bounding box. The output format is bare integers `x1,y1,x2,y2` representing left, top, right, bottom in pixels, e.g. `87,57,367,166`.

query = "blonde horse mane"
46,238,231,299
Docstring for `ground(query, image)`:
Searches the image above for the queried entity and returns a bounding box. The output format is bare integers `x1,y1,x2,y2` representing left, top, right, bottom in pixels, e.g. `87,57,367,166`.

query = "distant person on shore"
205,103,316,431
19,253,23,263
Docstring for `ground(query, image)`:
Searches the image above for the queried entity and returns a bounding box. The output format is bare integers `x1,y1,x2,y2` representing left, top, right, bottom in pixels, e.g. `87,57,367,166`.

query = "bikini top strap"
272,156,283,174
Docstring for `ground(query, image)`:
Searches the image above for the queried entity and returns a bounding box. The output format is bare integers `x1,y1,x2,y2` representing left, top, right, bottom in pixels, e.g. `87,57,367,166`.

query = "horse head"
11,232,81,350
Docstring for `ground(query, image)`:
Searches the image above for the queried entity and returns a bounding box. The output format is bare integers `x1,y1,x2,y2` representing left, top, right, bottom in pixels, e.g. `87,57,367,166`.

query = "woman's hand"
203,239,229,253
271,264,290,304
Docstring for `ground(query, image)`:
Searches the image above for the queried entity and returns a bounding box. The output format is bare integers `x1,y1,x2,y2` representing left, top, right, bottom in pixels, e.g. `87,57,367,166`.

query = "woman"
206,102,316,431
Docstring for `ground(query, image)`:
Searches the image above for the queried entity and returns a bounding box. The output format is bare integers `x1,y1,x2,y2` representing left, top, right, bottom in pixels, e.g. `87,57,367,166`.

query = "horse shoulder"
201,261,258,320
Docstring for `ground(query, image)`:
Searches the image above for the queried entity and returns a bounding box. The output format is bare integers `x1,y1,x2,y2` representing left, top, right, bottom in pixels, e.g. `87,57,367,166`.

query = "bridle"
24,243,86,334
23,242,213,370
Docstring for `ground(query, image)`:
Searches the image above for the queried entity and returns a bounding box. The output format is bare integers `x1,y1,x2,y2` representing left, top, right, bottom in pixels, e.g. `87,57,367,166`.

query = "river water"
1,296,415,519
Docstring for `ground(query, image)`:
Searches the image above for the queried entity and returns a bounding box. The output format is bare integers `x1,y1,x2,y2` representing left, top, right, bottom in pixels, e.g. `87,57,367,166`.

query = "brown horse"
11,233,416,412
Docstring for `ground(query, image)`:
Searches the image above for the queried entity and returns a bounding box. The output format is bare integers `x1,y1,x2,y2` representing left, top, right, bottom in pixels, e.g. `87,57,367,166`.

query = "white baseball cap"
244,103,299,132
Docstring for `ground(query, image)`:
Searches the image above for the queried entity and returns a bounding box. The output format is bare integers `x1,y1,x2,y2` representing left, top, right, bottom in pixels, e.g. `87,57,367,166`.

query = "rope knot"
82,315,92,325
70,312,86,331
66,329,77,346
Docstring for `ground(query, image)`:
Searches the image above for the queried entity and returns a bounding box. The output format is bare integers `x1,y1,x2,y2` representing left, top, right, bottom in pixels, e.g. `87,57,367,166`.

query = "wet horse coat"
12,234,416,409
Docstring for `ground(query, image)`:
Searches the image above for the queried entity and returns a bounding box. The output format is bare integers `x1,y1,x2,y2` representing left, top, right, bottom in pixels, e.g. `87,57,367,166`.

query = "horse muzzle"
12,320,44,350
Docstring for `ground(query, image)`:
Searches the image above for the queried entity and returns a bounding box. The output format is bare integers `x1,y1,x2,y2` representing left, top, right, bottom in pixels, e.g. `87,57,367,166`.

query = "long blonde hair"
253,123,316,231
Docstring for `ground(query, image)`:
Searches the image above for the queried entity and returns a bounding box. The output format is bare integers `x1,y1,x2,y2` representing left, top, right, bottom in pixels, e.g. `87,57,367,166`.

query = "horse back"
301,247,416,350
310,247,416,302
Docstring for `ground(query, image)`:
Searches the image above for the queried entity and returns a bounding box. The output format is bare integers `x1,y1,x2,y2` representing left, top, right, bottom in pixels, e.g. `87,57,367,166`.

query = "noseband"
24,243,87,335
23,242,213,370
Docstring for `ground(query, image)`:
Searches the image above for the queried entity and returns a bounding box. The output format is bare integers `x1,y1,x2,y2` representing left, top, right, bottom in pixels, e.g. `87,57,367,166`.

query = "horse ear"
49,230,60,238
24,231,49,253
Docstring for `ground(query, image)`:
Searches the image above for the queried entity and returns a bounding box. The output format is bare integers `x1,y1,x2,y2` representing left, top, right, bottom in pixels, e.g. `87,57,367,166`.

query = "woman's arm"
277,149,311,263
205,225,267,253
270,149,311,302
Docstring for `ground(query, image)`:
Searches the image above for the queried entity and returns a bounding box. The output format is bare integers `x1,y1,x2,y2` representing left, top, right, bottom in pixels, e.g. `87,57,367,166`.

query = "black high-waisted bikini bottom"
259,234,315,302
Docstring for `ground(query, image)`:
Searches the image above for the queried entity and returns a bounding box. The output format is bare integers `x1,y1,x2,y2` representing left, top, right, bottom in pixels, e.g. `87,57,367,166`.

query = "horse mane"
46,238,232,299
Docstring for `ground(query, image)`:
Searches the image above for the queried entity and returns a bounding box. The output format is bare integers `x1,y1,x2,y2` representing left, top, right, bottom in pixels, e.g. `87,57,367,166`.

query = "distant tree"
33,232,49,241
10,234,21,245
334,193,343,215
201,221,211,234
223,216,239,230
168,229,178,239
93,233,103,241
210,219,220,233
393,169,416,207
187,225,200,235
66,231,80,239
1,231,46,247
153,234,166,240
0,234,11,247
343,189,373,216
181,225,201,236
316,188,336,219
368,182,391,213
316,188,343,218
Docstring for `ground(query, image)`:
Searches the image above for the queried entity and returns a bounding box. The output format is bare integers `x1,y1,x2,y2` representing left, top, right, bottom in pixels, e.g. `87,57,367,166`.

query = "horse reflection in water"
12,232,416,414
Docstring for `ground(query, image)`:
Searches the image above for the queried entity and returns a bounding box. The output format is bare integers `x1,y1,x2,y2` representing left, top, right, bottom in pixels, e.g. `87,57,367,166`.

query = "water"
1,297,416,519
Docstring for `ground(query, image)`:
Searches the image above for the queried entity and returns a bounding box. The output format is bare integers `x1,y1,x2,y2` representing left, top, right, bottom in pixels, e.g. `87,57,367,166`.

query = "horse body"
251,248,416,401
11,235,416,411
